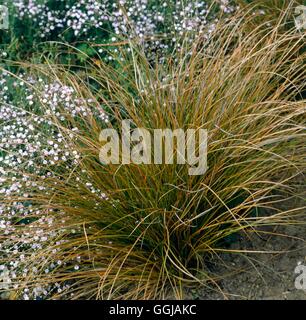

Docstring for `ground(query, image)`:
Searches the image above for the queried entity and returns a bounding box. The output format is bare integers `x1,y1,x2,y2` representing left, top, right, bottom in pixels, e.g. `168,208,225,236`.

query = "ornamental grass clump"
0,11,305,299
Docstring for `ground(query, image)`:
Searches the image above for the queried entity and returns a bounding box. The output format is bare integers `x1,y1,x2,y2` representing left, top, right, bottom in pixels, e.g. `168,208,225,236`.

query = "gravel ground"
187,197,306,300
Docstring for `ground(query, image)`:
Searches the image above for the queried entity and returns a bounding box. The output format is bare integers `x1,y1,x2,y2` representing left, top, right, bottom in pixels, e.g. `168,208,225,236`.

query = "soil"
187,197,306,300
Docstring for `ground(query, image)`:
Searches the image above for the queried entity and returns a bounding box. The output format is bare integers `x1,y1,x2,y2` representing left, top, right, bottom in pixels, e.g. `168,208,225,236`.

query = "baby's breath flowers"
0,70,110,299
4,0,237,63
